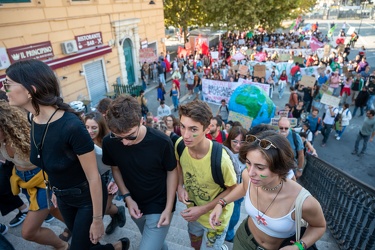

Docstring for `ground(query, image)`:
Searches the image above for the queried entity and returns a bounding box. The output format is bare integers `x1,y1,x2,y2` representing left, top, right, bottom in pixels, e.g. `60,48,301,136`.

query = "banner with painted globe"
228,84,276,128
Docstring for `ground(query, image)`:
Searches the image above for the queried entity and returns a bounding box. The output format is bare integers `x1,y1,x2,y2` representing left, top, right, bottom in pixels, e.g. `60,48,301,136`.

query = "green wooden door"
123,39,135,85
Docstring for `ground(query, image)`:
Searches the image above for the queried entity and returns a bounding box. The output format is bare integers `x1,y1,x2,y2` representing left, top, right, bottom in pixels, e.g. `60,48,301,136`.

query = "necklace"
261,181,283,191
256,181,283,226
32,108,60,158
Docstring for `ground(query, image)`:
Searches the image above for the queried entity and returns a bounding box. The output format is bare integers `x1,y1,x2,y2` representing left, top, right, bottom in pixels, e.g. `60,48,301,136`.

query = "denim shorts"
16,168,50,211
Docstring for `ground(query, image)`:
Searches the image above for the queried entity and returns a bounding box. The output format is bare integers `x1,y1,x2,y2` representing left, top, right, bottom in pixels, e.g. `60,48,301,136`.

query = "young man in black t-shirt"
102,95,177,250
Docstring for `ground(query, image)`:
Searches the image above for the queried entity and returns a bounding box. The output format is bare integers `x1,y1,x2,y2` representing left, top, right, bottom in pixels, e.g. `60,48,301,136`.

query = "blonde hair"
0,100,31,160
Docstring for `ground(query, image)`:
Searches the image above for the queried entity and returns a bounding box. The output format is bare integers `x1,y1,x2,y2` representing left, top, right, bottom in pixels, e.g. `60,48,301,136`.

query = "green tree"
201,0,316,31
163,0,206,42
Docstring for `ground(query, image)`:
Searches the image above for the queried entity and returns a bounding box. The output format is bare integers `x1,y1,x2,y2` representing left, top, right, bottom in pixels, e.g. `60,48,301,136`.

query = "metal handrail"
300,154,375,250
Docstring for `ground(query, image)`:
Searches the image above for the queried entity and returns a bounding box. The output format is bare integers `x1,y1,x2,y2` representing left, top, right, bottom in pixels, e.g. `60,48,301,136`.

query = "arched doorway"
123,38,135,85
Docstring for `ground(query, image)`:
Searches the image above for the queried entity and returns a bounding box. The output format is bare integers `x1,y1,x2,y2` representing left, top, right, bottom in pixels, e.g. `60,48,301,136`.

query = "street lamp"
358,1,368,35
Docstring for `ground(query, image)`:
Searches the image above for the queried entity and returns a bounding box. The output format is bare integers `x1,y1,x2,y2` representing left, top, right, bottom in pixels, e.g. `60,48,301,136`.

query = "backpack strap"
211,141,225,189
221,130,227,141
291,130,299,159
176,139,185,159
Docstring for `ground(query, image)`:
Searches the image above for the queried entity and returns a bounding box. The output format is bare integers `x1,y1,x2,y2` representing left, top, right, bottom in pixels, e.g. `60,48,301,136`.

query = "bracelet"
217,198,227,208
122,192,131,202
293,241,304,250
299,240,307,250
92,215,103,220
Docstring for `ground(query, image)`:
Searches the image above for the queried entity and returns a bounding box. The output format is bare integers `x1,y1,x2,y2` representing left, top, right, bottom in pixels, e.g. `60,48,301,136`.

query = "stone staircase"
1,196,340,250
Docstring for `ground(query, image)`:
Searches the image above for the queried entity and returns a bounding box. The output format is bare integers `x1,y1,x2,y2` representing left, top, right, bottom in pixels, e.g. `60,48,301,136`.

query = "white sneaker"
221,244,229,250
335,133,339,137
336,136,341,140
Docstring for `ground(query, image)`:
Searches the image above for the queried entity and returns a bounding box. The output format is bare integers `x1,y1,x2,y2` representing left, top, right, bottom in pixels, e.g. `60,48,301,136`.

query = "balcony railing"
112,84,143,98
300,154,375,250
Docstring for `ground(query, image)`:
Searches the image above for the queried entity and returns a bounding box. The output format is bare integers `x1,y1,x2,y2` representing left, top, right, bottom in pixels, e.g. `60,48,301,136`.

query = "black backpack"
170,133,240,189
291,130,301,159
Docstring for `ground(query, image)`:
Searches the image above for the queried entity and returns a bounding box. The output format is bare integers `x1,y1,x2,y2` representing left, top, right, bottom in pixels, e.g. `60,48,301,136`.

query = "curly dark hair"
0,100,30,160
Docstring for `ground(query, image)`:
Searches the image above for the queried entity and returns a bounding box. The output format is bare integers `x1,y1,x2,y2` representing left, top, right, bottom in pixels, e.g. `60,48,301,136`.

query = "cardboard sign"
300,41,307,48
337,44,345,54
246,49,253,56
239,65,249,76
323,44,331,57
231,65,239,71
292,43,299,49
270,117,297,128
228,111,253,129
300,75,316,88
253,65,266,78
293,56,304,65
279,54,290,62
320,93,340,107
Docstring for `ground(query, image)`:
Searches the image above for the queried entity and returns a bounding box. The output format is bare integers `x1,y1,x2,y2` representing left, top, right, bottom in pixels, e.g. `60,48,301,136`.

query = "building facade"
0,0,164,106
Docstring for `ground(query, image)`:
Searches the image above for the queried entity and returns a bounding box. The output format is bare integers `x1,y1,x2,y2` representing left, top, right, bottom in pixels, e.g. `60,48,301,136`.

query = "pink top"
343,79,352,89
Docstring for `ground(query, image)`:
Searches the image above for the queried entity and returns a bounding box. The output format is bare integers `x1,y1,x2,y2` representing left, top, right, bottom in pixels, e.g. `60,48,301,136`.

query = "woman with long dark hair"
4,59,129,250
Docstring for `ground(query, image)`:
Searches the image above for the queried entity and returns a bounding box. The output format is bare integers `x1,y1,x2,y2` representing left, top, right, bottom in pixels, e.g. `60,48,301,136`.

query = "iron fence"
112,84,143,97
300,154,375,250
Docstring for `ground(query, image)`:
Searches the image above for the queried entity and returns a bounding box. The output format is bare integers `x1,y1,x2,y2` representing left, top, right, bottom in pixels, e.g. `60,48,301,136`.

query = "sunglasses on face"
245,135,277,150
278,127,290,131
110,126,140,141
1,79,20,92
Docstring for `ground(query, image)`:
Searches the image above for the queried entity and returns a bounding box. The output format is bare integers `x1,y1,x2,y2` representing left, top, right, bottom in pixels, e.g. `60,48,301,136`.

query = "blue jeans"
354,131,370,153
142,80,147,91
336,126,347,138
352,106,364,116
56,180,107,250
16,168,50,211
225,197,243,241
132,213,171,250
0,235,14,250
321,123,333,144
366,95,375,110
332,87,340,97
172,95,179,109
291,75,299,87
159,74,166,85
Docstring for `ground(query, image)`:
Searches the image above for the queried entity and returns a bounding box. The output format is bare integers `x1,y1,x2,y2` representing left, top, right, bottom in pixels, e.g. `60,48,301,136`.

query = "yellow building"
0,0,165,106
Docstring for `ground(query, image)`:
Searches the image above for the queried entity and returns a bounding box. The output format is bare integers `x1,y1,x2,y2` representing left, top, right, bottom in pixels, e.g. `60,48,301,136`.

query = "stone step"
0,196,339,250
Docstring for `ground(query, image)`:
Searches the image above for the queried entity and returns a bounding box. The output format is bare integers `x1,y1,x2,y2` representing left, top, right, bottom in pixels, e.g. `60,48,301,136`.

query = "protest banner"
237,78,270,95
293,56,304,65
228,111,253,129
300,75,316,88
202,79,242,105
253,64,266,78
211,51,219,59
300,41,307,48
239,65,249,75
346,27,355,35
139,48,157,64
320,93,340,107
246,49,253,56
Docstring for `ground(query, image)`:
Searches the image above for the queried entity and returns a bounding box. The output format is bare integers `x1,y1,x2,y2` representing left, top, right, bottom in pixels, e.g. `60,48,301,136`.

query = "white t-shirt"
323,105,339,125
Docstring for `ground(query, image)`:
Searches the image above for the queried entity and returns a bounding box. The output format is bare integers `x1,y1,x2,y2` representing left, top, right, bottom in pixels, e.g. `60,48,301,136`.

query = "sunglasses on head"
245,135,277,150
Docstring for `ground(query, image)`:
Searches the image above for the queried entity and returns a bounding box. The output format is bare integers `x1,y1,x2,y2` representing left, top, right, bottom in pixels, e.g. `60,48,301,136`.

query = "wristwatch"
122,192,131,202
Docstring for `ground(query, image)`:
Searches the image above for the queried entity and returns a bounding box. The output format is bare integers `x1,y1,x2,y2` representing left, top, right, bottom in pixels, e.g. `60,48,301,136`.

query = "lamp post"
358,1,368,36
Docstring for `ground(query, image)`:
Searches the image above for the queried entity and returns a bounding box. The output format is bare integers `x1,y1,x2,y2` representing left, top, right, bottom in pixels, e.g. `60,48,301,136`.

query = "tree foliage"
163,0,317,32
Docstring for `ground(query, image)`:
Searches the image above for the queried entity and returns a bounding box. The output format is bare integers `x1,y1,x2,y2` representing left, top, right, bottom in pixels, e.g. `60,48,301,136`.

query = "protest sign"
346,27,355,35
292,43,299,49
270,117,297,128
231,64,239,71
337,44,345,54
320,93,340,107
300,41,307,48
202,79,242,105
279,54,290,62
253,65,266,78
239,65,249,75
279,111,289,118
238,39,245,45
228,111,253,129
323,44,331,57
211,51,219,59
300,75,316,88
246,49,253,56
293,56,304,65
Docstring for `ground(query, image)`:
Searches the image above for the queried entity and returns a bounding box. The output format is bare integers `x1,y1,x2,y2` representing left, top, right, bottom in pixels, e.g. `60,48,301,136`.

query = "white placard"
320,93,340,107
